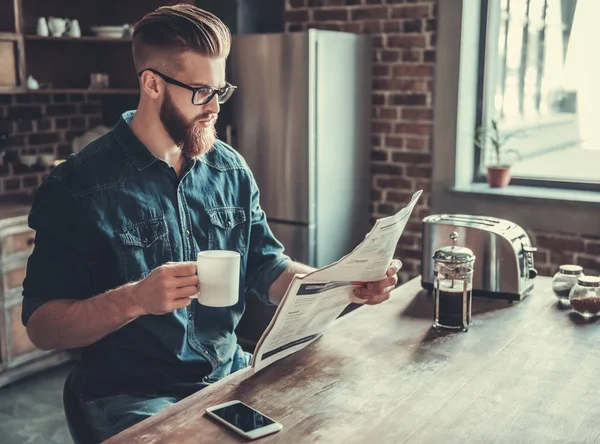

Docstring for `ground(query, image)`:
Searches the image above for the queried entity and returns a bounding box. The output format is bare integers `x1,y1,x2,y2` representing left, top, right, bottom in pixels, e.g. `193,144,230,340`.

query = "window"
478,0,600,189
432,0,600,238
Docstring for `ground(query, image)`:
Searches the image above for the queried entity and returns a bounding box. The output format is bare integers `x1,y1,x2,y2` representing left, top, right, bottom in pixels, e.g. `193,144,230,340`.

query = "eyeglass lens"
193,86,235,105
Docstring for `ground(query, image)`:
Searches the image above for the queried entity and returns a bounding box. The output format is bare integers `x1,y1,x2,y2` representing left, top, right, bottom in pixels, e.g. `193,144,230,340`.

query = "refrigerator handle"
225,124,237,148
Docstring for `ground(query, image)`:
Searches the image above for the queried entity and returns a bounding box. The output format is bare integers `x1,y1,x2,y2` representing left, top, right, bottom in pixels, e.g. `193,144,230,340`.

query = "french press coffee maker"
433,232,476,332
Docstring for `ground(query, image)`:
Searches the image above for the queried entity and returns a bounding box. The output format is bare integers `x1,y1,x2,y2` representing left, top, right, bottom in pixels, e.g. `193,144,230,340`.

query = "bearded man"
21,4,401,442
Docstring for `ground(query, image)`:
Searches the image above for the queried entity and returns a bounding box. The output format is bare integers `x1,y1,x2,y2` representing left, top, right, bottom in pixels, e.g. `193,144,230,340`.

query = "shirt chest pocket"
116,217,173,282
207,207,247,254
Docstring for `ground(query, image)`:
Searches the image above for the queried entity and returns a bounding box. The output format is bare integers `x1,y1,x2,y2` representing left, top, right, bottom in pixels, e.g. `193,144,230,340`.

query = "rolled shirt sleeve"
243,171,291,304
22,176,97,325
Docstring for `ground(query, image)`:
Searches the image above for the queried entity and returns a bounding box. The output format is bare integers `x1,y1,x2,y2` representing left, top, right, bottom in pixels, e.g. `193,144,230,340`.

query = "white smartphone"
205,400,283,440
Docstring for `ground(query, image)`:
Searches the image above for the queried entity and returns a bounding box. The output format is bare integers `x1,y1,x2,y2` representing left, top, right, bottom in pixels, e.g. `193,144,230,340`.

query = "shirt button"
141,237,148,244
185,229,192,237
225,221,231,228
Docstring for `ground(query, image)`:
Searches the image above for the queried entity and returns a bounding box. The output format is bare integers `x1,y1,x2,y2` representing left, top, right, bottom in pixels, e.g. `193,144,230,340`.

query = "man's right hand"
25,261,199,350
129,262,199,316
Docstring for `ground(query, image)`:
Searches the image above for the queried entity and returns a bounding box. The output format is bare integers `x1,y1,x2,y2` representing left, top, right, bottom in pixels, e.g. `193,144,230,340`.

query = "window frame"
473,0,600,192
432,0,600,237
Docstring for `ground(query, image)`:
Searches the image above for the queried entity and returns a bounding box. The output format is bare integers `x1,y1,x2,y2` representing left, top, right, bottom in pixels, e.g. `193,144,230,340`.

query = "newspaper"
250,190,423,372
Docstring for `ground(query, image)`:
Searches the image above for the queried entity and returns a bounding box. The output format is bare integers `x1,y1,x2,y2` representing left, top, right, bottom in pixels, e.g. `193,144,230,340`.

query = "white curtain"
562,0,600,149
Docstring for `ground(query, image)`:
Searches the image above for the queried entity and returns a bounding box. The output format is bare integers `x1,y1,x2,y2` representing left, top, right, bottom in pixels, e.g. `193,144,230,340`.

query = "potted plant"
474,119,521,188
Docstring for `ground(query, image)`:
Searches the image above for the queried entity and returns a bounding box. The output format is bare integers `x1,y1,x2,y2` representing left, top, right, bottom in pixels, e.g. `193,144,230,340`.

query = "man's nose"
204,93,220,115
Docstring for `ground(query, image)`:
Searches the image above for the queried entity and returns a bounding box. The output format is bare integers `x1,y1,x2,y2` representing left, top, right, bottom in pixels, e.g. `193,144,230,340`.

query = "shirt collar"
114,110,160,171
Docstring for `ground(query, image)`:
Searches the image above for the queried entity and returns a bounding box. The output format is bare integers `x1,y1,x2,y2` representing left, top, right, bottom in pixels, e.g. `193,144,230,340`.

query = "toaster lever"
523,246,537,253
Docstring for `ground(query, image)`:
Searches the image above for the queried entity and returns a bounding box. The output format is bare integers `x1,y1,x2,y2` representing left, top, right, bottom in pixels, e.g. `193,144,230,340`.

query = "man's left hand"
353,259,402,305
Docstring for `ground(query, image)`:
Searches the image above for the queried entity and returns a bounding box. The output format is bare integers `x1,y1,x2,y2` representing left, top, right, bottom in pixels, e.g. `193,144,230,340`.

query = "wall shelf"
0,32,20,41
24,35,133,43
0,86,25,93
0,87,139,94
1,0,196,91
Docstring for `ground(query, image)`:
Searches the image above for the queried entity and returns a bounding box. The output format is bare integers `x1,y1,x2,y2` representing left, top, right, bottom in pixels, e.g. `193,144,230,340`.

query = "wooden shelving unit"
0,0,195,92
0,0,195,387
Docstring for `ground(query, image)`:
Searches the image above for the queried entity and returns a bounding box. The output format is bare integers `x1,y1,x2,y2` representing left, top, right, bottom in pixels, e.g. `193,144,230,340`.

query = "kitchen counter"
0,194,33,222
107,276,600,443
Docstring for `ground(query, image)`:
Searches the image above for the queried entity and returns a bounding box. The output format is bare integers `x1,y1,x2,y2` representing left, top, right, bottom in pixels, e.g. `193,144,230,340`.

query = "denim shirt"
22,111,290,400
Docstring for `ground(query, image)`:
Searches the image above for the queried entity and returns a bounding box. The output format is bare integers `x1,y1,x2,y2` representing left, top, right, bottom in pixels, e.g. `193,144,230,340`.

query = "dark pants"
79,347,252,442
80,394,180,443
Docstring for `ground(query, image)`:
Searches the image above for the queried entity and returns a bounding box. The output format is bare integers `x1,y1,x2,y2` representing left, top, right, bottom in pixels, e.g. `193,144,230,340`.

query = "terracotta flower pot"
486,166,511,188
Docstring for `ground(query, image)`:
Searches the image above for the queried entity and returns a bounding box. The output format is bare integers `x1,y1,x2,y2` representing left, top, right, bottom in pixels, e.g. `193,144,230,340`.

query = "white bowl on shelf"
39,153,57,167
90,26,126,39
19,154,38,167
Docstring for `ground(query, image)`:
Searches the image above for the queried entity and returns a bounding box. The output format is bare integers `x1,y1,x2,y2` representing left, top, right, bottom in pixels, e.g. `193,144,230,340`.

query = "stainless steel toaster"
421,214,538,301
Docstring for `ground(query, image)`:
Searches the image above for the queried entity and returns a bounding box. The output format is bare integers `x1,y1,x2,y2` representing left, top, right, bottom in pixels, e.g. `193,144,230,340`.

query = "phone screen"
210,402,276,432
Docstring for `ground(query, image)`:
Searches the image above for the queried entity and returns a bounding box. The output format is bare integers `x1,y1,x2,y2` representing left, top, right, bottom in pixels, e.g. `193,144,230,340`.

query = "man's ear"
139,71,161,98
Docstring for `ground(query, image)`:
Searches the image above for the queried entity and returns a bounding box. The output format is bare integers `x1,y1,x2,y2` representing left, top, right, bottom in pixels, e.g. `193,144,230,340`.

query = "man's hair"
132,4,231,74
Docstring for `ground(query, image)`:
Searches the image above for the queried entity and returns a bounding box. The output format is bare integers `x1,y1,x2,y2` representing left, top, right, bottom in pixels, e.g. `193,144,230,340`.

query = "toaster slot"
433,215,514,232
440,215,500,225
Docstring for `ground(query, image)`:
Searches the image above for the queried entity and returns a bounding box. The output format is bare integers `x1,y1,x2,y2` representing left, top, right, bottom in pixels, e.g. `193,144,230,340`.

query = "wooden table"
107,276,600,443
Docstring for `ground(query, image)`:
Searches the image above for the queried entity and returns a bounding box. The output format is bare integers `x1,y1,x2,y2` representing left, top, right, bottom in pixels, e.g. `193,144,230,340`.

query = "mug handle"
64,18,72,33
189,283,200,299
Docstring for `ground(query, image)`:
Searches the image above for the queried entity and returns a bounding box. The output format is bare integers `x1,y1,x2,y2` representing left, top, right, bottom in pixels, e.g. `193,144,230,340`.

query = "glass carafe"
433,232,476,332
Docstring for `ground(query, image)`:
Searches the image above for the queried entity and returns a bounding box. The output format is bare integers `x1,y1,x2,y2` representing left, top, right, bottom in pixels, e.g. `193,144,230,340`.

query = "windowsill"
453,183,600,204
434,182,600,237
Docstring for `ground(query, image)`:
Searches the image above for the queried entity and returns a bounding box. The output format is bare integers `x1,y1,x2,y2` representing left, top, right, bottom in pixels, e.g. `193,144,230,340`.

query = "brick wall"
531,231,600,277
284,0,600,280
0,92,139,196
0,93,103,194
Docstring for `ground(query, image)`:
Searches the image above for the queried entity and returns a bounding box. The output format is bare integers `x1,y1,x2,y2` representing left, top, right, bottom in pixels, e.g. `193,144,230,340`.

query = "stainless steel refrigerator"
226,30,372,348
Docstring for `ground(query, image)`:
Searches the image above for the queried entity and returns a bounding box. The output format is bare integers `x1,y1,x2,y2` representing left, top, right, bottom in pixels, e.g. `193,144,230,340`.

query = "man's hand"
129,262,198,315
353,259,402,305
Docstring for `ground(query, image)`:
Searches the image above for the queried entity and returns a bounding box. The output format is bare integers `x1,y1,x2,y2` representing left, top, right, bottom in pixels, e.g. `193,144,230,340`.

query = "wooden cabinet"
0,214,70,387
0,39,18,87
0,1,23,90
0,0,194,94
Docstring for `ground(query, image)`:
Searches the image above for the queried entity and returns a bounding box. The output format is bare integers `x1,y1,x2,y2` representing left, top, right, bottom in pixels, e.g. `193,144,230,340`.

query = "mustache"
195,113,216,121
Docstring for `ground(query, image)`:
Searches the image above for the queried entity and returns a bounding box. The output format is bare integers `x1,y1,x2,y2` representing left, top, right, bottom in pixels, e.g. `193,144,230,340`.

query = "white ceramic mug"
47,17,70,37
194,250,240,307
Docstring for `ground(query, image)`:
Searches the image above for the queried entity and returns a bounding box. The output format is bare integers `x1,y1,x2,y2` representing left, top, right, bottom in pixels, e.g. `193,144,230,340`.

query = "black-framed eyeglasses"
137,68,237,106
